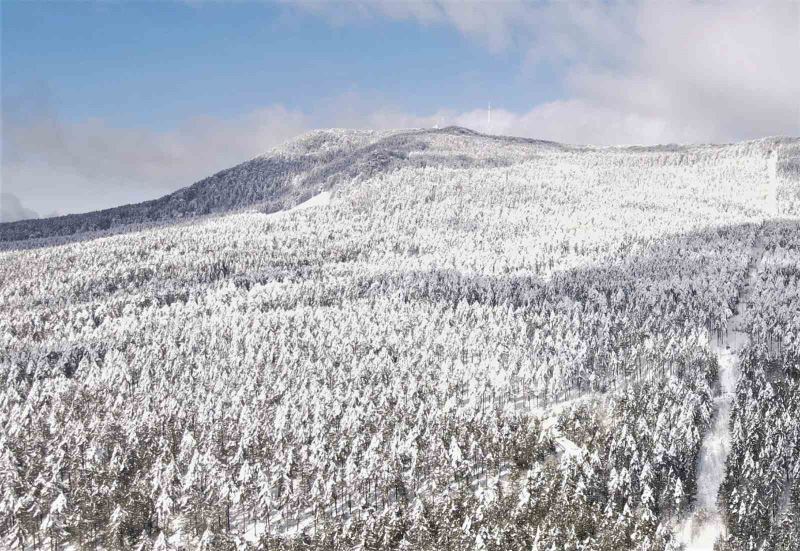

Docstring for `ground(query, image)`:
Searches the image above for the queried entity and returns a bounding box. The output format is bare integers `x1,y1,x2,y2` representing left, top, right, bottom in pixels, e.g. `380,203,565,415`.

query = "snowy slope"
0,127,558,245
2,130,800,551
2,128,796,248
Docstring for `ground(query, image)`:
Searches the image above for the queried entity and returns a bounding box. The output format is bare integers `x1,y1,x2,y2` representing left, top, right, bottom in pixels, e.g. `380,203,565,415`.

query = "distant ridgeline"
1,128,797,248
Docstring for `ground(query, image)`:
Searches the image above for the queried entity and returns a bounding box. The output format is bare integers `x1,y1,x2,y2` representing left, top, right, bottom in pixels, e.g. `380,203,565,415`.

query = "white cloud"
287,1,636,64
0,192,39,223
294,0,800,145
2,105,311,216
564,1,800,143
286,0,532,51
6,104,310,189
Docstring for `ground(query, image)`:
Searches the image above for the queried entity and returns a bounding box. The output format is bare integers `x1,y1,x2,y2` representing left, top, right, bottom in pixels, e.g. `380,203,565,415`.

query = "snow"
677,513,727,551
675,237,764,549
767,149,778,216
4,134,795,550
239,393,596,542
264,191,332,219
537,394,598,459
289,191,332,212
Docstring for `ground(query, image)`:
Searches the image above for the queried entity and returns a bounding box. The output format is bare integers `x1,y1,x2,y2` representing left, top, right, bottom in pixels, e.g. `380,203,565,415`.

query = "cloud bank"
295,0,799,144
3,104,311,217
0,192,39,223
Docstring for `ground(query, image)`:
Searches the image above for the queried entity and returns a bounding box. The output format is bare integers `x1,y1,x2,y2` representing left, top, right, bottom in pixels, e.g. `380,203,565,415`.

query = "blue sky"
3,2,562,129
2,1,798,220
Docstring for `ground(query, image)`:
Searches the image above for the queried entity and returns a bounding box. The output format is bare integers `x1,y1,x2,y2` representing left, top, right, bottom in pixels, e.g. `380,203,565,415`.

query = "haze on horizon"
1,0,799,221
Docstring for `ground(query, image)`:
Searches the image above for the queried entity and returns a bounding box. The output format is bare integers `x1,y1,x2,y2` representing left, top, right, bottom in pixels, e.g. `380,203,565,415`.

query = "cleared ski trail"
676,236,764,550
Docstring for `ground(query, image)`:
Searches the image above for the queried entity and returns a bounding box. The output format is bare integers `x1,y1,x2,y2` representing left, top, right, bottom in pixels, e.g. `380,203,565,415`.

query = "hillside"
1,130,800,551
0,127,561,246
3,127,797,248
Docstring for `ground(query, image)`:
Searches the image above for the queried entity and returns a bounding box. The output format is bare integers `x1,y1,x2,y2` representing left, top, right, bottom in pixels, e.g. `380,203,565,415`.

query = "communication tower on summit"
487,102,492,134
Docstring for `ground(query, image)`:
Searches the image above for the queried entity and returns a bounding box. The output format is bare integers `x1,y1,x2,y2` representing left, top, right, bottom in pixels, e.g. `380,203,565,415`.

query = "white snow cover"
2,133,799,550
288,191,332,212
676,239,766,550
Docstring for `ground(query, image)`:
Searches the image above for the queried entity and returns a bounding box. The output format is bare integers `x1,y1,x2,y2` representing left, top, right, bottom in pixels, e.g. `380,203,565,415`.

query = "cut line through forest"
676,233,766,550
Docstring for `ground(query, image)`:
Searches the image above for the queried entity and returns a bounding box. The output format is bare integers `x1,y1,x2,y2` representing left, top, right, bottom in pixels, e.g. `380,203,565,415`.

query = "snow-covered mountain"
0,127,560,245
3,127,796,247
1,129,799,551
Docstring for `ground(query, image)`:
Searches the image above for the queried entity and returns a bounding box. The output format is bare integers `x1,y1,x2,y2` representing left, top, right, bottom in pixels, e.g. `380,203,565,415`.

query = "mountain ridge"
1,127,797,247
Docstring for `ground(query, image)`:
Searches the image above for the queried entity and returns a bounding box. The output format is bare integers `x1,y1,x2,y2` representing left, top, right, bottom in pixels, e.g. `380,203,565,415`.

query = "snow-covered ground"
676,344,739,549
537,394,598,459
290,190,332,211
265,190,332,217
675,238,764,550
236,393,596,543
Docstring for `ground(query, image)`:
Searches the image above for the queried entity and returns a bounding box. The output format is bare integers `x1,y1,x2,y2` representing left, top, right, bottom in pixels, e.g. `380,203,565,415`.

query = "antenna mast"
487,102,492,134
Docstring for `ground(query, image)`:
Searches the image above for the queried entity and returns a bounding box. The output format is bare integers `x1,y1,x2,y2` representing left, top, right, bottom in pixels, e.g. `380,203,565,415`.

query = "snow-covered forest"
1,128,799,550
